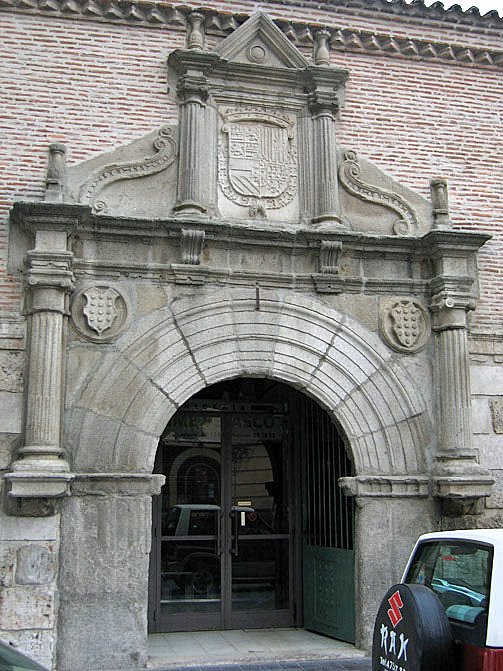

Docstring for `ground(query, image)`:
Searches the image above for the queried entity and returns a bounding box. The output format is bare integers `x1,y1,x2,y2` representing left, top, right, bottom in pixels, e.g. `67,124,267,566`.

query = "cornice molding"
0,1,502,70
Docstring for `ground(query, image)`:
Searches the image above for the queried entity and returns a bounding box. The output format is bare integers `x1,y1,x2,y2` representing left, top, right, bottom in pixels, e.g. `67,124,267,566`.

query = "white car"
373,529,503,671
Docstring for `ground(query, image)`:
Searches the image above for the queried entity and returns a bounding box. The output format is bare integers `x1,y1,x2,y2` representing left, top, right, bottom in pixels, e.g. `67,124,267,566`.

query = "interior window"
188,509,217,535
404,540,492,644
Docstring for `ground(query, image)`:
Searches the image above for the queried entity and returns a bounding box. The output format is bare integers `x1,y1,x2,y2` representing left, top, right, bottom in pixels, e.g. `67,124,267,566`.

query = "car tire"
372,583,454,671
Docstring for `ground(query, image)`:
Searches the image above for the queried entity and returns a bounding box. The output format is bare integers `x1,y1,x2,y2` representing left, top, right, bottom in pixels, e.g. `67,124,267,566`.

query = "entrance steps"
147,629,368,669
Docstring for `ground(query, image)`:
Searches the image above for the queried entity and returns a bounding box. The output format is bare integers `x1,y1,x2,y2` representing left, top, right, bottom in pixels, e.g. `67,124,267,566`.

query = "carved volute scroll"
339,150,418,235
79,126,177,214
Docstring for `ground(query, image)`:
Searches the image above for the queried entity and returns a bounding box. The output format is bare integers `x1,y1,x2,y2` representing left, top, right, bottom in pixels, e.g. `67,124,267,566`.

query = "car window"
0,641,48,670
404,540,492,643
188,509,217,535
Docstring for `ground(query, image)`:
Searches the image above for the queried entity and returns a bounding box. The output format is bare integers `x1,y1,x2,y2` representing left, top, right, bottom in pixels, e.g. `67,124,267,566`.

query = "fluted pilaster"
308,89,347,229
6,244,75,501
174,74,209,214
429,272,493,513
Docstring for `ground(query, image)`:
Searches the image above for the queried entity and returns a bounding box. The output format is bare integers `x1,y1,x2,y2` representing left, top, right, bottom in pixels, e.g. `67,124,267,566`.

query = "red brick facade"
1,1,502,328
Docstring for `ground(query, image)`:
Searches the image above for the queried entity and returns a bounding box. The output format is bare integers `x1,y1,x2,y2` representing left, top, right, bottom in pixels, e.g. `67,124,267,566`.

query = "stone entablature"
1,1,502,69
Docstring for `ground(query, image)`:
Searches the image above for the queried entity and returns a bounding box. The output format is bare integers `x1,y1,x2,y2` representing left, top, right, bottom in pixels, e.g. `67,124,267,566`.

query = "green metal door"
301,398,355,642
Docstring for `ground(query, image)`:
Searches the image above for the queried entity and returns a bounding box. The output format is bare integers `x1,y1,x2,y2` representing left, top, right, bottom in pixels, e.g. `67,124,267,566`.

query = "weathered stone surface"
472,397,494,434
0,433,20,469
471,364,503,395
478,435,503,469
16,545,55,585
355,496,436,650
485,470,503,509
0,586,55,629
491,398,503,434
57,492,152,671
0,546,16,586
0,391,22,433
0,511,58,541
0,350,23,392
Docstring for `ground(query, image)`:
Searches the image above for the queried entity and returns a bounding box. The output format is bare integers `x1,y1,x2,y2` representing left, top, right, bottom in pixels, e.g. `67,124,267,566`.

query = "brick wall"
0,2,502,329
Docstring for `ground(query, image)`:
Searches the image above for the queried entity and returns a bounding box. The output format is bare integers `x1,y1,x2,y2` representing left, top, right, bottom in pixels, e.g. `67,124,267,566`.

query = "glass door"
150,402,295,632
227,411,292,627
152,411,223,631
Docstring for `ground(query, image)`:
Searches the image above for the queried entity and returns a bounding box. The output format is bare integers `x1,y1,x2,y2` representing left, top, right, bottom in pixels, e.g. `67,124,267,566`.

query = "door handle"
217,510,223,556
230,506,255,557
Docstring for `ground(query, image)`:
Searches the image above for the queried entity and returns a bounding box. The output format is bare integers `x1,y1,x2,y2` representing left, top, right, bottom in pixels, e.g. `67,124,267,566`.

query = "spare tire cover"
372,583,454,671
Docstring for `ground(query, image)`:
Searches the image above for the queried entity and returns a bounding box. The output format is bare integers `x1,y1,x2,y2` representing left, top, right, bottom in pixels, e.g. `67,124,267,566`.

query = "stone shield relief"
380,298,431,353
71,284,130,343
218,108,298,217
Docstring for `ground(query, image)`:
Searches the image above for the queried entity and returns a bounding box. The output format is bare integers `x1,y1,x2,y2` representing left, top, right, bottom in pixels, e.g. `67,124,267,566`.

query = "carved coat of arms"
83,287,120,335
390,301,425,349
380,299,431,353
218,109,297,214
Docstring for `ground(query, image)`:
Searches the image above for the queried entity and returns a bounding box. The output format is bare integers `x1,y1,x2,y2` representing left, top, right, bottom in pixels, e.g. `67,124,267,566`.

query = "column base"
312,214,351,230
173,200,207,215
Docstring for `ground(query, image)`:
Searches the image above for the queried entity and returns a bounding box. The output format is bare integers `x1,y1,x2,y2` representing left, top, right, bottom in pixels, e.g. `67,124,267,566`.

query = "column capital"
176,73,210,106
307,88,340,117
429,275,476,330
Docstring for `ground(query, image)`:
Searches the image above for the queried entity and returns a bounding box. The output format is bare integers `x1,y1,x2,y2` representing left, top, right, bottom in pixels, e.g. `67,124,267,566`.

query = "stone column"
430,275,493,513
425,220,494,515
6,229,74,501
308,87,345,227
173,73,209,214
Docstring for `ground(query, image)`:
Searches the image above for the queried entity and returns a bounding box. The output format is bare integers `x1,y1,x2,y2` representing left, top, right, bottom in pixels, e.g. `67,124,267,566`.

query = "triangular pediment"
214,13,309,69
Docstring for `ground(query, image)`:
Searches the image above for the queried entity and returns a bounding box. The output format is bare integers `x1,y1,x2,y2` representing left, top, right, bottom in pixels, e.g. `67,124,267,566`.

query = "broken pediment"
64,124,433,236
59,11,436,235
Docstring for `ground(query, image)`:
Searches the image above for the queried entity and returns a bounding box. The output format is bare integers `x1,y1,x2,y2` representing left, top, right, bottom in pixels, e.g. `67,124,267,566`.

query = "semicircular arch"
67,287,430,476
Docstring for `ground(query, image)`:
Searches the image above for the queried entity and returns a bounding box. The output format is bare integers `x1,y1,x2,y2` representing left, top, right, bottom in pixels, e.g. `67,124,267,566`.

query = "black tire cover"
372,583,454,671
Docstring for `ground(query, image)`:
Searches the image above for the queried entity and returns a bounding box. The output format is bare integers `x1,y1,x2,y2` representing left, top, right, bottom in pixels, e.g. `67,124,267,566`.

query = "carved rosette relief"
218,108,297,216
71,285,130,343
380,298,431,353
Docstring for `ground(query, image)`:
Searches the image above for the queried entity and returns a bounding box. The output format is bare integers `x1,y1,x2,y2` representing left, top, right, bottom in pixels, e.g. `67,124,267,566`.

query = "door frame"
148,399,301,633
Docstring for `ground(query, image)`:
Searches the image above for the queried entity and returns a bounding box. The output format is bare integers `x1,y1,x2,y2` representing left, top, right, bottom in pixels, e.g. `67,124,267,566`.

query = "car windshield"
404,540,493,643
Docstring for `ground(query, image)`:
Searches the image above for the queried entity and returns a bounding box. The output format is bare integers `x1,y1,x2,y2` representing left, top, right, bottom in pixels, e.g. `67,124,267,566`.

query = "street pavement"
153,659,371,671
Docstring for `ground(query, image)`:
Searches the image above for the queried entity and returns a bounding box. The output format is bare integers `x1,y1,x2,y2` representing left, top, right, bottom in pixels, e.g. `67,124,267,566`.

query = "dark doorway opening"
148,378,354,639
